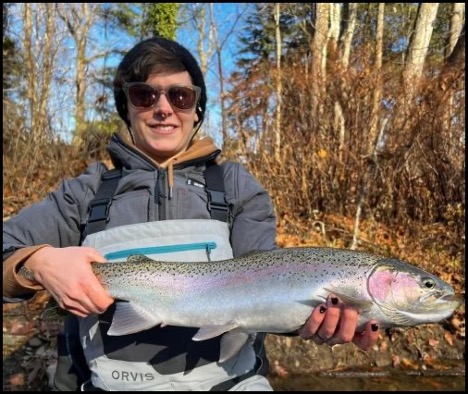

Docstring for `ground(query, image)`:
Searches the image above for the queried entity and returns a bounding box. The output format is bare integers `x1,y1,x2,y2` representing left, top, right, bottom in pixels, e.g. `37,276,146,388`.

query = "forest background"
2,3,466,389
3,2,465,274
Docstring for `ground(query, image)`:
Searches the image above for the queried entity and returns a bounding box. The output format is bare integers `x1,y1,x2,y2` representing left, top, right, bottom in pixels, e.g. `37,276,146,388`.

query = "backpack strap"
83,162,228,238
83,168,122,237
204,162,229,223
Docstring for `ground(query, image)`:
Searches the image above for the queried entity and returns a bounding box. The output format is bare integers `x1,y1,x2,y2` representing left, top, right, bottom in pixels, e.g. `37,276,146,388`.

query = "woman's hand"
24,246,114,317
298,294,380,350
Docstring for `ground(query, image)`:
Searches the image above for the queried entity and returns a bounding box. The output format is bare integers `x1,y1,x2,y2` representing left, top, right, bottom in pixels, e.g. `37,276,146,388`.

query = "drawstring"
167,159,174,199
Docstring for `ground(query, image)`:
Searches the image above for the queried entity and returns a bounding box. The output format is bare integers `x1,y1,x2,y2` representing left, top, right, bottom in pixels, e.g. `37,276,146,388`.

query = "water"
269,366,465,391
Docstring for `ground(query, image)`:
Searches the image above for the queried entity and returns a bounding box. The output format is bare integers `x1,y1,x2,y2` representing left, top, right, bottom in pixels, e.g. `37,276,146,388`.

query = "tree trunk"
351,3,386,250
209,4,227,148
340,3,357,68
23,4,56,145
311,3,329,117
446,3,464,60
367,3,385,153
403,3,439,98
274,3,282,162
328,3,341,57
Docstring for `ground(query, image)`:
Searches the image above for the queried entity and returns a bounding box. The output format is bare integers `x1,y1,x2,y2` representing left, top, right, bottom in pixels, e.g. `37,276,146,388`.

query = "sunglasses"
122,82,201,111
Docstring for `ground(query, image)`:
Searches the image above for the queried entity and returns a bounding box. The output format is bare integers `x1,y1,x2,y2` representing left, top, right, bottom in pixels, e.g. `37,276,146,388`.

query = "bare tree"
188,4,213,76
339,3,357,68
367,3,385,152
23,3,57,145
403,3,439,98
56,3,101,149
446,3,465,60
273,3,283,162
208,4,245,149
311,3,329,116
351,4,386,250
328,3,341,55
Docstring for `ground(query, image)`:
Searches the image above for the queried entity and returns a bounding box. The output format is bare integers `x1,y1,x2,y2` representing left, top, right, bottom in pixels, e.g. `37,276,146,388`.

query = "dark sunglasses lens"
128,85,156,108
168,87,197,110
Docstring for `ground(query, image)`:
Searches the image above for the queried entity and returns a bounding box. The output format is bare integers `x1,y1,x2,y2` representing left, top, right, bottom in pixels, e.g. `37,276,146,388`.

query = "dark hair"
113,37,207,131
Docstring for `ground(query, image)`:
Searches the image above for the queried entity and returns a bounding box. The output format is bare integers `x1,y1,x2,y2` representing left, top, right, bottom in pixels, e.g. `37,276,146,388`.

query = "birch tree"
446,3,464,60
311,3,329,116
273,3,282,162
339,3,357,68
403,3,439,98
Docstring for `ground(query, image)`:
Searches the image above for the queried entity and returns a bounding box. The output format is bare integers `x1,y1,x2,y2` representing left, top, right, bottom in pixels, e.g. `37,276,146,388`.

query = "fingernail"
371,323,379,332
331,297,339,305
319,306,327,314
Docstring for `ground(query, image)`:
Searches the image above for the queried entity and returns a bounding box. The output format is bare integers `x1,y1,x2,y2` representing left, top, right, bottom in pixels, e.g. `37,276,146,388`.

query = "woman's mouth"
150,124,178,134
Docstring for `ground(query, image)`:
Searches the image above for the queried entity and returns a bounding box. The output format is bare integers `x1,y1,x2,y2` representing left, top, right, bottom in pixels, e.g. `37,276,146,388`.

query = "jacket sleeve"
223,162,277,258
3,162,106,302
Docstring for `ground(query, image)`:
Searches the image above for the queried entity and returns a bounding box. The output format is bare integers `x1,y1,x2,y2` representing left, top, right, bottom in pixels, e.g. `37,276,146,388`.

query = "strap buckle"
87,198,112,223
207,190,228,213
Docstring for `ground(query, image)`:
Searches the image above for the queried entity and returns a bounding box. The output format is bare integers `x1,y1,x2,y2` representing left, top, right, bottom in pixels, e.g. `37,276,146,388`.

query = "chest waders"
52,163,270,391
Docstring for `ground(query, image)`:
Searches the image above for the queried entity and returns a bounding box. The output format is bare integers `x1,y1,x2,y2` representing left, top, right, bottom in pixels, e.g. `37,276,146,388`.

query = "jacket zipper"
155,169,167,213
104,242,217,261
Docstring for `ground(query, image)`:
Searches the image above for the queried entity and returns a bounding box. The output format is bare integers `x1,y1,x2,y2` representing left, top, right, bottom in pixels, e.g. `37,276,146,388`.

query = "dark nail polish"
319,306,327,314
331,297,339,305
371,323,379,332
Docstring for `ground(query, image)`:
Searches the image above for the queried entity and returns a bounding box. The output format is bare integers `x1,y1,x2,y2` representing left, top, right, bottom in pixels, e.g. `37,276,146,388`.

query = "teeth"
154,125,175,131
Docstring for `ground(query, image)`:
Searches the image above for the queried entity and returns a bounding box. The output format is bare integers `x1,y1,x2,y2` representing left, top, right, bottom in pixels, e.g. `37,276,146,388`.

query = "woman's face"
126,72,200,163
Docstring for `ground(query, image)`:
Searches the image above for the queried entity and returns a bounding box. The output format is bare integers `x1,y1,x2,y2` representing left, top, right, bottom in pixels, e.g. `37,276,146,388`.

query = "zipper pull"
155,171,166,205
206,244,212,262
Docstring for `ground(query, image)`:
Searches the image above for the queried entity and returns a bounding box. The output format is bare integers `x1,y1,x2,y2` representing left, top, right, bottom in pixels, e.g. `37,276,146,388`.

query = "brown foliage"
224,47,465,244
3,107,96,219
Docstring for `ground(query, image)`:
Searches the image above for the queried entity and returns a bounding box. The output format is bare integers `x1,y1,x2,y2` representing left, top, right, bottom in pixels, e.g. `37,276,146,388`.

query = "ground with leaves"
3,218,464,391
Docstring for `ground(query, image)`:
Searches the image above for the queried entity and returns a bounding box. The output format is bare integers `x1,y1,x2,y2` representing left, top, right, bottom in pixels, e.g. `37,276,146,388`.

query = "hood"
107,132,222,198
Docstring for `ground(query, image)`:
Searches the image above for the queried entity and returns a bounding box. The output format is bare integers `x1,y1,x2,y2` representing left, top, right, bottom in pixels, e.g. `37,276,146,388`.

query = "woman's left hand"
297,294,380,350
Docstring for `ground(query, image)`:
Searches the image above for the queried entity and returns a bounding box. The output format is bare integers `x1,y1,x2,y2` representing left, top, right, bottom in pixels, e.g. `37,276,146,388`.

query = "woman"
3,37,379,391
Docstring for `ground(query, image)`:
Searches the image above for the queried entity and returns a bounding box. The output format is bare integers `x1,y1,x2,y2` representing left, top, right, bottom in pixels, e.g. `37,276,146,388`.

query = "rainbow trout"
81,247,462,362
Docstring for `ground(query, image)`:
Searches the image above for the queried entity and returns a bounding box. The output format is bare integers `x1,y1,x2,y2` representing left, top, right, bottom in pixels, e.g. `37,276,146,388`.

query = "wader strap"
84,168,122,237
204,163,229,223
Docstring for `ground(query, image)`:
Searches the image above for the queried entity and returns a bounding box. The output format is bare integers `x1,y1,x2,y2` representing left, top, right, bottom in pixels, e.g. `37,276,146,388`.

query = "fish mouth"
440,293,464,305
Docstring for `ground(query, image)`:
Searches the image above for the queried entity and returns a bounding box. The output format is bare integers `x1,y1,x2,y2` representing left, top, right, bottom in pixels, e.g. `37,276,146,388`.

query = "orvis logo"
111,370,155,382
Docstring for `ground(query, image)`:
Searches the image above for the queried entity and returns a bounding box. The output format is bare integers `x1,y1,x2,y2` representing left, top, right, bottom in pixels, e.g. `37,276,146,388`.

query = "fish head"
367,258,463,327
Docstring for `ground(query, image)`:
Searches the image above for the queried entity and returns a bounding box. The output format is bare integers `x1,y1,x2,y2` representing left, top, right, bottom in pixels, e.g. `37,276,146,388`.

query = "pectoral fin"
192,321,239,341
219,329,250,363
323,287,374,311
108,301,163,335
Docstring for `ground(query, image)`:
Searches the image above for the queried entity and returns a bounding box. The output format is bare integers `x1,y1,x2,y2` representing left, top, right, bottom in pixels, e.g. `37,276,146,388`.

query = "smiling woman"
112,37,207,164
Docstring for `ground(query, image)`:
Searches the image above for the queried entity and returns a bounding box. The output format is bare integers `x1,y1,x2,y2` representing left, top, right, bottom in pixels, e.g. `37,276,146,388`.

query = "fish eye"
423,278,436,289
